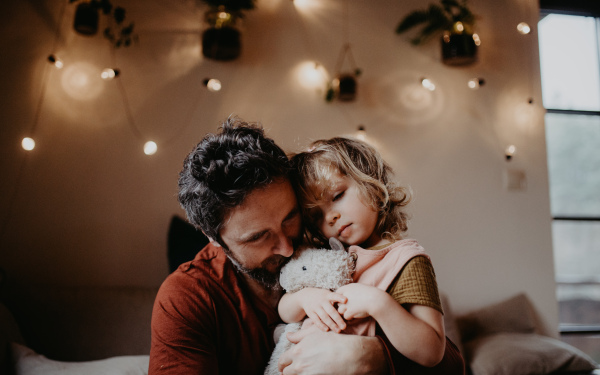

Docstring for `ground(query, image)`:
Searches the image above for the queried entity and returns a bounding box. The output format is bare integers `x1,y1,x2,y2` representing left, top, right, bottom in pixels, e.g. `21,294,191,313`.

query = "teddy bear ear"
329,237,345,251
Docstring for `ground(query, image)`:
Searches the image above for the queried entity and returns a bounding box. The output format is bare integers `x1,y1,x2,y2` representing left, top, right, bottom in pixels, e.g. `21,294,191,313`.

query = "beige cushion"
465,332,598,375
456,293,536,342
11,343,149,375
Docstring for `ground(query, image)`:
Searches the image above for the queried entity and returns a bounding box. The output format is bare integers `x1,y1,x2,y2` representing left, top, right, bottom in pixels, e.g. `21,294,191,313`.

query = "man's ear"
203,232,222,247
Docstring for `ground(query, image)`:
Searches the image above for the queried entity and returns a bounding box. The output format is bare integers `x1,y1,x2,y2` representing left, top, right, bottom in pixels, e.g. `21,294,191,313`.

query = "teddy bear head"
279,238,355,294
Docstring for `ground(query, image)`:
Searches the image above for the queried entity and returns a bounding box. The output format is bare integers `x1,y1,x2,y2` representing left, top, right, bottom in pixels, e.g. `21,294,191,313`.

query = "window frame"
539,4,600,335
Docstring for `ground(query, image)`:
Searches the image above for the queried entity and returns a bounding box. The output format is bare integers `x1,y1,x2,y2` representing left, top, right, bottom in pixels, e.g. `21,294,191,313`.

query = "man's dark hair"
178,116,291,248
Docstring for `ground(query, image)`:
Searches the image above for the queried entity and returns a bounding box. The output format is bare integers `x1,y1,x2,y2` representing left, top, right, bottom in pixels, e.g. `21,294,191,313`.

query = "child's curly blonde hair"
290,137,411,247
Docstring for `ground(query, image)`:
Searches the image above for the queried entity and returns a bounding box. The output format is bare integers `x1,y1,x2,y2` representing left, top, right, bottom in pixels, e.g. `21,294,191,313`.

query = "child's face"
310,172,381,248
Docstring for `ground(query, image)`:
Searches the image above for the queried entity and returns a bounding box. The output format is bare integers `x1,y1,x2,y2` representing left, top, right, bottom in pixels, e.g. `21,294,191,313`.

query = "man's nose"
273,234,294,257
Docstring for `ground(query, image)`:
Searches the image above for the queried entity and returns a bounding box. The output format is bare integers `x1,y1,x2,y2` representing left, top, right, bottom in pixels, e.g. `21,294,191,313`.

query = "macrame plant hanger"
326,0,361,102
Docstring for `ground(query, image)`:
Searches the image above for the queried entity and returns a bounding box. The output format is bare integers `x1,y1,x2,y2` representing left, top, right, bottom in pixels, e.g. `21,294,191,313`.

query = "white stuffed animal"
264,238,355,375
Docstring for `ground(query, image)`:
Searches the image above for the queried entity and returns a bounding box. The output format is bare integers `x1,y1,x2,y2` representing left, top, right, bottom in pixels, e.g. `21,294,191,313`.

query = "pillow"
456,293,536,342
465,333,598,375
11,343,149,375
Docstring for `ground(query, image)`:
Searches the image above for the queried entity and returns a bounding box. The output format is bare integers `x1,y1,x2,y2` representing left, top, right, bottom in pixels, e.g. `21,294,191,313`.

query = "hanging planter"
326,44,362,102
73,1,100,35
396,0,479,66
202,7,242,61
200,0,256,61
70,0,137,48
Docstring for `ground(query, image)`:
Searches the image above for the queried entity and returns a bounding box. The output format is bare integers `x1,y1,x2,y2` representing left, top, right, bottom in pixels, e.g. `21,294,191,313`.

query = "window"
538,5,600,362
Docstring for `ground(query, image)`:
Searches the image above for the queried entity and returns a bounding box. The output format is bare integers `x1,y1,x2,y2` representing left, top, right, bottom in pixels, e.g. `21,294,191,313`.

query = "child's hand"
298,288,348,333
335,283,386,320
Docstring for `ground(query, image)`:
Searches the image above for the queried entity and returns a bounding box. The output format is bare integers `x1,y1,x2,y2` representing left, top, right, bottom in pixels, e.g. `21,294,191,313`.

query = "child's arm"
278,288,348,333
336,283,446,367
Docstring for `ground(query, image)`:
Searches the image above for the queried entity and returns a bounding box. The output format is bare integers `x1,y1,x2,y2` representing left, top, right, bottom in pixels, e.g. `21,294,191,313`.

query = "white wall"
0,0,558,335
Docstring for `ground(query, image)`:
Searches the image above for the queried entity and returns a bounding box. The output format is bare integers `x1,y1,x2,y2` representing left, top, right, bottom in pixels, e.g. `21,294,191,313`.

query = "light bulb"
22,137,35,151
101,68,120,80
204,78,222,92
48,55,63,69
454,22,464,33
296,61,328,90
472,33,481,46
517,22,531,35
505,145,516,161
356,125,366,141
144,141,157,155
421,78,435,91
468,78,485,90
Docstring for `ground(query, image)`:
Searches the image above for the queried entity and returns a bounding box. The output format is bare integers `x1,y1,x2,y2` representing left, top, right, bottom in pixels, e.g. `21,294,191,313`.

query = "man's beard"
224,251,289,290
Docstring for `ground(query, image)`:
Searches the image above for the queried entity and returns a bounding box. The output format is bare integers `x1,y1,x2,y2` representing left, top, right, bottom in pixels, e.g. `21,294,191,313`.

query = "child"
280,137,446,367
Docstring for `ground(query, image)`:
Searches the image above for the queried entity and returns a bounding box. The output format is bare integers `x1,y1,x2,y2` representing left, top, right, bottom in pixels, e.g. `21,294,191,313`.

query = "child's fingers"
306,312,330,332
327,292,347,304
323,303,346,330
315,309,343,333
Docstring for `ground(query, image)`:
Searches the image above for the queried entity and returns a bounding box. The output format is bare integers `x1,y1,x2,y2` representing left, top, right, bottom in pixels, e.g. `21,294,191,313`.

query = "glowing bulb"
472,33,481,46
454,22,464,33
22,137,35,151
468,78,485,89
293,0,319,10
517,22,531,35
505,145,516,161
421,78,435,91
356,125,366,141
47,55,63,69
144,141,157,155
296,61,328,90
204,78,222,92
100,68,119,80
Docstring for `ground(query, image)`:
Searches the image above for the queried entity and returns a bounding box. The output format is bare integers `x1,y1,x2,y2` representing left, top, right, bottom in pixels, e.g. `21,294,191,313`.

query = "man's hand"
278,325,388,375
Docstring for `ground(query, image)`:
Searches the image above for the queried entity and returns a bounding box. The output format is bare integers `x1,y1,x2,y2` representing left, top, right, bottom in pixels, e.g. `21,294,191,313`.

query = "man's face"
218,179,302,288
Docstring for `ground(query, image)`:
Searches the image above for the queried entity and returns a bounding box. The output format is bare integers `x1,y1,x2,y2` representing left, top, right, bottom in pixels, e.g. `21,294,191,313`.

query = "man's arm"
278,326,389,375
149,278,218,374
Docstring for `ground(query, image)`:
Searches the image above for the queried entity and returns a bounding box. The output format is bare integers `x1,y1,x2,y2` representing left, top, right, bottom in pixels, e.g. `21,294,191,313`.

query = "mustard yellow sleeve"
387,255,443,314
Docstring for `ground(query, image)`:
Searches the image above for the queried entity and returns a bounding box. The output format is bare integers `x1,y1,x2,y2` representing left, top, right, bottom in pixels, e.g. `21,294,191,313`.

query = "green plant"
70,0,137,48
396,0,476,45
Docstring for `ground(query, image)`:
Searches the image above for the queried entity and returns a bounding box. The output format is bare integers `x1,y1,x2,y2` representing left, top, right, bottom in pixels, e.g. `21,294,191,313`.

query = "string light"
203,78,222,92
517,22,531,35
505,145,516,161
144,141,157,155
21,137,36,151
468,78,485,89
356,125,366,141
296,61,328,90
100,68,120,80
47,54,63,69
421,77,436,91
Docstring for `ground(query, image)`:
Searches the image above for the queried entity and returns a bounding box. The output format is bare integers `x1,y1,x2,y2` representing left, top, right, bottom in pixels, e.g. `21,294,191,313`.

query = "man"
149,117,464,374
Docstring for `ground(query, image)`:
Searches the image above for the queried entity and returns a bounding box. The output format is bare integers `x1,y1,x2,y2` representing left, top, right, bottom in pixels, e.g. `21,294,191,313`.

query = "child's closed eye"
332,191,345,201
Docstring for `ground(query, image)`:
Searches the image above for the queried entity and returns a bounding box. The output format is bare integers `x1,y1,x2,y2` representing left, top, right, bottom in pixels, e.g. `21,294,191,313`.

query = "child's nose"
328,212,340,226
